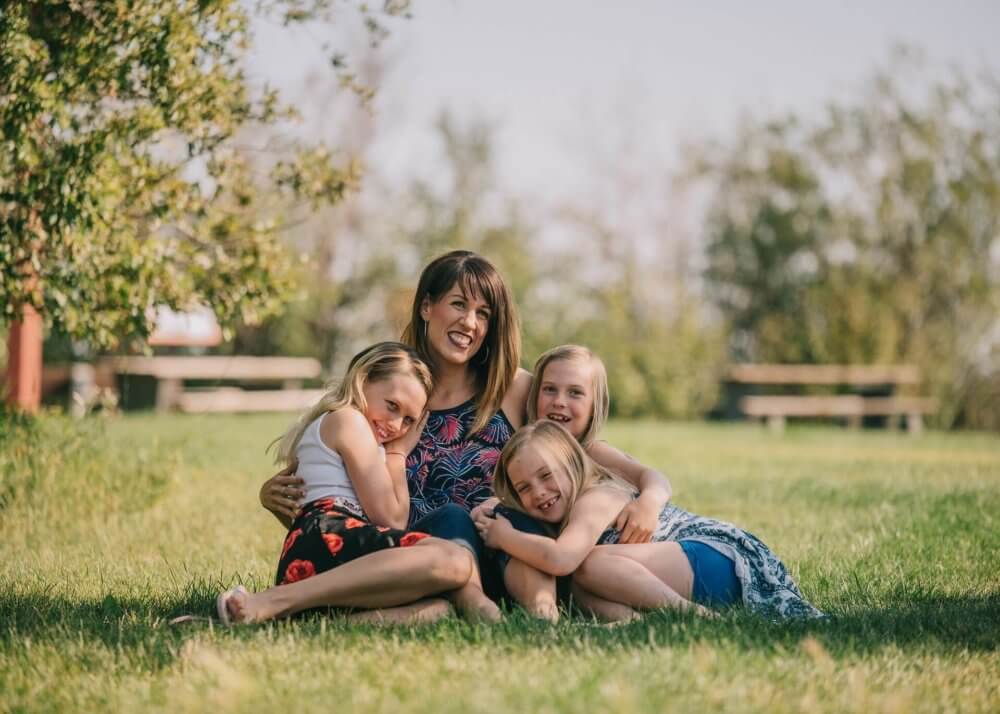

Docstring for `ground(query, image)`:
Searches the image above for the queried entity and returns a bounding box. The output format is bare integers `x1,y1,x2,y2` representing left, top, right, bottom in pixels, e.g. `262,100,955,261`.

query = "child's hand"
385,412,428,457
473,508,512,548
613,497,659,544
259,458,304,523
470,497,500,521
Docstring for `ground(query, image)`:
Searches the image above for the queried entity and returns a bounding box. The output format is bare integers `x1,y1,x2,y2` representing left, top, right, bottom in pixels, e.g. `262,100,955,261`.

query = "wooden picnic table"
100,355,324,412
725,364,937,433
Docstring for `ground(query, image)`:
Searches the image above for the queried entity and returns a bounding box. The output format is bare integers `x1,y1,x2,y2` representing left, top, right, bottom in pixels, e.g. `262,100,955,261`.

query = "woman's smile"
422,287,491,365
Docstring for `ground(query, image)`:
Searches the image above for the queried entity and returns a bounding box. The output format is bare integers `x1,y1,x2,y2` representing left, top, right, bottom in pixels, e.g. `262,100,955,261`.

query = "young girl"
475,422,822,621
528,345,672,540
217,342,483,625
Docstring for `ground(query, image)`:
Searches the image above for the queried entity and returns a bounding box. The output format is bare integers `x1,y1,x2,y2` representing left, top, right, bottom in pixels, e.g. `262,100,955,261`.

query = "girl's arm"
383,412,426,523
588,441,672,544
322,409,409,529
474,488,626,576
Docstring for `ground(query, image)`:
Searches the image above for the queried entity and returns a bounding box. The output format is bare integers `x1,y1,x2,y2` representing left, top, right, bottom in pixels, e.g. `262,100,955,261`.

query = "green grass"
1,413,998,713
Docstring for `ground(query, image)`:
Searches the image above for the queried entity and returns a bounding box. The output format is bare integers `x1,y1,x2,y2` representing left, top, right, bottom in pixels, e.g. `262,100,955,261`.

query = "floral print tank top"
405,397,514,523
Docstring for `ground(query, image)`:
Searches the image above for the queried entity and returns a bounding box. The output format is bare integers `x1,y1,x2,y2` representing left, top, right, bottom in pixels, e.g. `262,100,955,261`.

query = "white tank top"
296,412,384,515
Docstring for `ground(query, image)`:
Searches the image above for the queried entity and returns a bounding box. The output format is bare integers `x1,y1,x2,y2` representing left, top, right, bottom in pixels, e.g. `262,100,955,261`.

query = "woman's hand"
472,508,513,549
613,496,659,544
259,458,304,526
470,496,500,522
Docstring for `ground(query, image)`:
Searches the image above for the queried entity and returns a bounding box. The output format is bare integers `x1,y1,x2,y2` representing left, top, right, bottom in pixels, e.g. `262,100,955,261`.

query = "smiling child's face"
535,358,594,441
361,373,426,445
507,441,572,524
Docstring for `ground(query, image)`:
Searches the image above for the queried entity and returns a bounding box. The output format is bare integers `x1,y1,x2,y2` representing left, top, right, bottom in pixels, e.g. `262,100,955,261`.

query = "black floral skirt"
275,498,431,586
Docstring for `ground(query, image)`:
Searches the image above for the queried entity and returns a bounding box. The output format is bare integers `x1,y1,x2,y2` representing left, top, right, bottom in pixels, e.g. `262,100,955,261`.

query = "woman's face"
506,442,571,524
420,285,492,368
535,359,594,441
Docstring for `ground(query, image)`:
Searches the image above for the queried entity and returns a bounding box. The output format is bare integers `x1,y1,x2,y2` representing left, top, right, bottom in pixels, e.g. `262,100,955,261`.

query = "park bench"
99,355,324,413
726,364,937,434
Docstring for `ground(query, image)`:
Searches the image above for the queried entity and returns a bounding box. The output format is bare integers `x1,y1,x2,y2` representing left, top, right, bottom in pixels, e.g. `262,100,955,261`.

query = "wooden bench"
726,364,937,434
100,355,323,412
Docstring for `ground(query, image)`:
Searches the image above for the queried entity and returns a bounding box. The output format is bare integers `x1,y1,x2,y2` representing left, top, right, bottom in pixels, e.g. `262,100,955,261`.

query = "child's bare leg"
570,581,640,623
225,538,471,623
504,558,559,622
346,598,453,626
574,543,712,616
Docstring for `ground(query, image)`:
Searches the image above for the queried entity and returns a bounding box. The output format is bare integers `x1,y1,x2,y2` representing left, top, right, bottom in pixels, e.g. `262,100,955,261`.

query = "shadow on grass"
2,585,997,664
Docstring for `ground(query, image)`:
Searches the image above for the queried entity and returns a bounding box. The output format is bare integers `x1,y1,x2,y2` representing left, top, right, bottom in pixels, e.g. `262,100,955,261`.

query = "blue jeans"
410,504,483,564
411,503,555,602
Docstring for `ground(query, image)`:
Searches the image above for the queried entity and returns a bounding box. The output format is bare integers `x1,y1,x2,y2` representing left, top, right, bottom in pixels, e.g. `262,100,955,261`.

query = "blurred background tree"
692,48,1000,428
0,0,407,348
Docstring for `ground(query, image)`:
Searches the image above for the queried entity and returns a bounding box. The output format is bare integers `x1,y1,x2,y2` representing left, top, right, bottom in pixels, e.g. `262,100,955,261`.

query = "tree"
0,0,408,407
694,48,1000,426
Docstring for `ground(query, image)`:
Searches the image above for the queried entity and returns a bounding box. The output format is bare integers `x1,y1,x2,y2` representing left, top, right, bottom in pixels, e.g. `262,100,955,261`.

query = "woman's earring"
423,321,428,340
478,344,490,365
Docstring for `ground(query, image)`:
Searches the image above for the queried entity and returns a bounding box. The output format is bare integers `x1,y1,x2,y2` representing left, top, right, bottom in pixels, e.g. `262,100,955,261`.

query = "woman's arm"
500,368,533,429
588,441,672,544
323,409,409,529
259,460,305,529
473,489,626,576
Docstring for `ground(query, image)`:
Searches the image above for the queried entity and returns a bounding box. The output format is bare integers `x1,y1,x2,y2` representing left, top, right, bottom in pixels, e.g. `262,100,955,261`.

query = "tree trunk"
5,304,43,413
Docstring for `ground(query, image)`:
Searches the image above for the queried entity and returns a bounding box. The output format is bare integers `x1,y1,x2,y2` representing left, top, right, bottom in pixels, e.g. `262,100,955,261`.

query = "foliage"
0,0,408,347
2,413,999,712
244,113,724,416
693,48,1000,427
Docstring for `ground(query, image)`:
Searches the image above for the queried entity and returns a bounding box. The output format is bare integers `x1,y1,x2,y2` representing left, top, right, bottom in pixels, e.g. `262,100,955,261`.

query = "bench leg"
156,378,182,413
766,415,785,433
906,413,924,435
69,362,96,418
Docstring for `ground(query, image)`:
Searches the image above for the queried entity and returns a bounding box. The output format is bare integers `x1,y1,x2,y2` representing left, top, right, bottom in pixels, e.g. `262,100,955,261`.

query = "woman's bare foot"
346,598,454,625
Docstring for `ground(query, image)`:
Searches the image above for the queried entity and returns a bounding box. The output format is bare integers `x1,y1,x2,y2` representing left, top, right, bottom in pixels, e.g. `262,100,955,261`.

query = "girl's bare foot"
450,584,503,623
217,585,257,625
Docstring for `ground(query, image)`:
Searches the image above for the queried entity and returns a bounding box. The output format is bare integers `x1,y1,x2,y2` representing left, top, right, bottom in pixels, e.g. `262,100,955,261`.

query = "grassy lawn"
1,413,998,713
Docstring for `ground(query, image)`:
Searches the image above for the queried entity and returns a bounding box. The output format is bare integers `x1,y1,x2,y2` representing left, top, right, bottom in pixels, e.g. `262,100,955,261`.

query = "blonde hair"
401,250,521,434
526,345,609,448
271,342,433,465
492,421,633,531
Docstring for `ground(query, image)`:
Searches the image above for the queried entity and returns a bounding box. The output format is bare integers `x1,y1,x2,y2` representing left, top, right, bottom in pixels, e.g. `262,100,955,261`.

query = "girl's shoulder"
573,484,632,513
564,485,632,532
318,406,369,451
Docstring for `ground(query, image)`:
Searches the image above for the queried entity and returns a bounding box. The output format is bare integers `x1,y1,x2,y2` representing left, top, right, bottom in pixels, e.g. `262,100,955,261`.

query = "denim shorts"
679,539,742,608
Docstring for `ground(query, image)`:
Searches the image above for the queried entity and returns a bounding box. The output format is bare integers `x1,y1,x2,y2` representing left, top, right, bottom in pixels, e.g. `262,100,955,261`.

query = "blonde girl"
477,421,822,620
527,345,672,542
218,342,482,625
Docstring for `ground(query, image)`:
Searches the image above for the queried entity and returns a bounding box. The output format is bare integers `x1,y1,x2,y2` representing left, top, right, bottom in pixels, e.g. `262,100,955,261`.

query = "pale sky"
249,1,1000,212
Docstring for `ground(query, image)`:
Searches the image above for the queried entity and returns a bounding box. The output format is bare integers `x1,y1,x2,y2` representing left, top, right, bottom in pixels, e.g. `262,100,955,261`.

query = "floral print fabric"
405,398,514,523
599,503,823,619
275,499,429,586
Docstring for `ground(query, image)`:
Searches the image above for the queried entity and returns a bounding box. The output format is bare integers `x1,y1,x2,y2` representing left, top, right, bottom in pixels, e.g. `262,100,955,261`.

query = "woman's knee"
419,538,475,589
